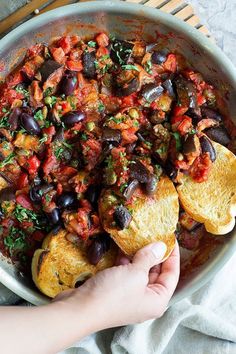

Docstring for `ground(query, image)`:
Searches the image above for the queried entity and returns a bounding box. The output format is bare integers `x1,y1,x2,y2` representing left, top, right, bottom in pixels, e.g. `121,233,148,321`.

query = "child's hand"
56,241,180,330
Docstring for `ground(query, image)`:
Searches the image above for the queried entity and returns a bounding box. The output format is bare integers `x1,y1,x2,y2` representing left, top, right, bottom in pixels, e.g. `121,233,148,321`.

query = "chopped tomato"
57,183,63,195
50,47,65,64
32,230,45,242
163,54,177,72
173,106,188,116
66,60,83,72
57,36,71,54
16,194,34,210
42,150,58,176
177,116,192,136
96,33,109,47
25,155,40,175
17,173,29,189
121,94,137,107
189,153,212,182
197,93,206,106
96,47,109,58
122,128,138,144
42,126,56,144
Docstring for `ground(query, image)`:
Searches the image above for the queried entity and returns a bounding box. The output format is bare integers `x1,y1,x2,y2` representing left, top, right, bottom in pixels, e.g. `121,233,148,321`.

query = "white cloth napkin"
63,251,236,354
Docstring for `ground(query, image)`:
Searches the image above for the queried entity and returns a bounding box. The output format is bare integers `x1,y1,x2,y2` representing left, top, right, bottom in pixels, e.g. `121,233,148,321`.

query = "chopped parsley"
0,152,15,168
14,204,39,224
4,227,28,254
144,60,152,74
54,142,73,160
88,40,96,48
189,128,197,135
0,115,10,128
98,102,105,112
2,107,8,113
39,134,48,145
80,133,88,141
34,109,44,121
107,115,126,124
44,87,54,97
171,132,182,151
45,194,51,203
155,146,167,155
121,64,139,72
15,85,29,98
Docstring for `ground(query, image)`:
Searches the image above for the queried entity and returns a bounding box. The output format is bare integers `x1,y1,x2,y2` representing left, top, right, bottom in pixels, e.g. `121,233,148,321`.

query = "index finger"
148,241,180,298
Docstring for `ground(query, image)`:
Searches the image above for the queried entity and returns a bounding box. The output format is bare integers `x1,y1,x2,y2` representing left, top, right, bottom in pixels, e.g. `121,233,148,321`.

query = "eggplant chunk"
201,107,222,122
151,50,167,65
82,51,96,79
122,179,139,200
163,79,175,97
205,126,230,146
174,75,197,108
130,160,151,183
183,134,200,154
110,39,134,64
141,83,164,102
40,60,63,82
116,77,139,97
0,187,15,203
102,128,121,146
200,135,216,162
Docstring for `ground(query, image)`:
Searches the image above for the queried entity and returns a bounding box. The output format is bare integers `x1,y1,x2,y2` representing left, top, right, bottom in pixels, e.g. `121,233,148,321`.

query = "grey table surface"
0,0,235,304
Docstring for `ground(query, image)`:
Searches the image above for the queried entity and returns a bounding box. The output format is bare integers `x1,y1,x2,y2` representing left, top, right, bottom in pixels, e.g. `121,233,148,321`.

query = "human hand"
55,241,180,331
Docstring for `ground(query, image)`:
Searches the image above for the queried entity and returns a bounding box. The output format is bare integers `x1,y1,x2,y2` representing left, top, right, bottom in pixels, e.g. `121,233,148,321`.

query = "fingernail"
151,242,167,260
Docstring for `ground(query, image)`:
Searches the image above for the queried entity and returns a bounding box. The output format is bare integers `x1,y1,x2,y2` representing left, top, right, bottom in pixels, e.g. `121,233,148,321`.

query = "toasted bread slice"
32,229,117,298
177,141,236,235
99,176,179,257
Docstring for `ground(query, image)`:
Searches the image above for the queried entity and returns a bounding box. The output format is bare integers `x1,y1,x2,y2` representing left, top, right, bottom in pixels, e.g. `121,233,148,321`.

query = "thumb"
132,242,167,272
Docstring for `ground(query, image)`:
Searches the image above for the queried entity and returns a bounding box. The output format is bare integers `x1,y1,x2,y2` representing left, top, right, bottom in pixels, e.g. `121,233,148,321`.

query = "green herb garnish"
171,132,182,151
121,64,139,71
144,60,152,74
34,109,44,121
15,85,29,98
0,152,15,168
88,41,96,48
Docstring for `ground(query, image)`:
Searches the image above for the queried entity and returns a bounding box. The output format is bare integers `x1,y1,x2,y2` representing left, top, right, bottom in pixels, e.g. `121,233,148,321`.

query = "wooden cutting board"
0,0,211,38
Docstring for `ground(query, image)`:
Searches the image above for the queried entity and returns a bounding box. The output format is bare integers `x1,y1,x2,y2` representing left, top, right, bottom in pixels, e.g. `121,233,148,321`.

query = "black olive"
145,175,158,195
82,51,96,79
113,205,132,230
200,136,216,162
98,143,113,165
0,208,4,219
57,192,77,209
165,161,177,181
47,208,61,225
205,126,230,146
151,50,167,64
51,223,63,235
0,187,15,203
201,107,222,122
20,113,41,135
33,175,42,186
29,184,54,203
63,110,85,127
122,179,139,200
8,107,21,131
60,72,77,96
29,187,42,203
116,77,139,97
102,128,121,146
140,83,164,102
85,185,101,206
87,236,110,265
39,60,62,82
130,160,151,184
110,39,134,64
